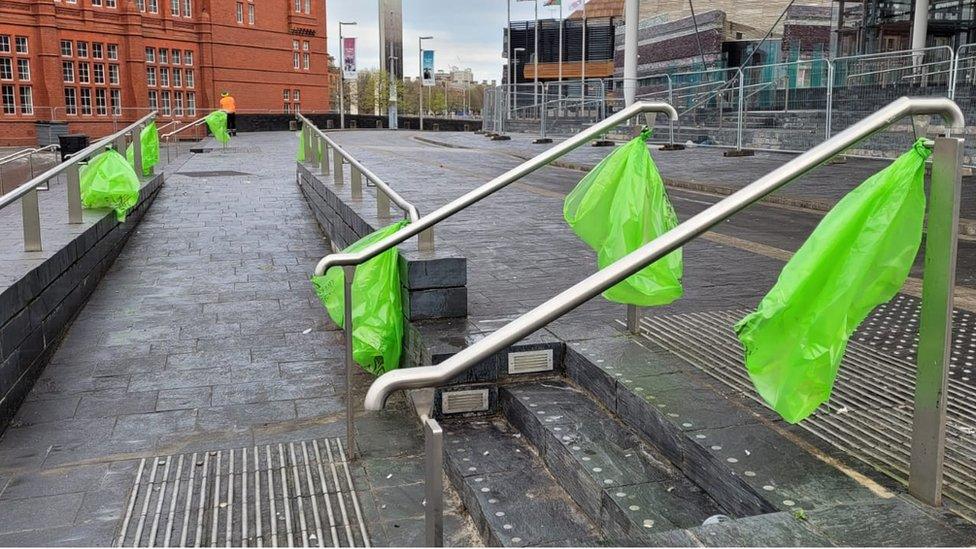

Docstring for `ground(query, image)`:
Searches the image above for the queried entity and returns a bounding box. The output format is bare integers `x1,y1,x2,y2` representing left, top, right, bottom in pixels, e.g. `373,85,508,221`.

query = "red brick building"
0,0,329,146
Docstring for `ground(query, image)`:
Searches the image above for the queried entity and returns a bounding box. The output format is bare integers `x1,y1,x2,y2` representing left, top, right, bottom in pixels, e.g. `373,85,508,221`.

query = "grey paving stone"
0,492,85,534
11,396,79,424
0,462,111,501
688,512,834,547
156,386,212,411
804,498,976,546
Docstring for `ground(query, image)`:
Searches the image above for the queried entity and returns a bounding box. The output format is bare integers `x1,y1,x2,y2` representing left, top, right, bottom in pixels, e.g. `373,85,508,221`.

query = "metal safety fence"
483,45,976,162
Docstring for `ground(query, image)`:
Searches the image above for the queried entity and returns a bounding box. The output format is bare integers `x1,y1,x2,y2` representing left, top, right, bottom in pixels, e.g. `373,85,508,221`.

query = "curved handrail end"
313,251,360,276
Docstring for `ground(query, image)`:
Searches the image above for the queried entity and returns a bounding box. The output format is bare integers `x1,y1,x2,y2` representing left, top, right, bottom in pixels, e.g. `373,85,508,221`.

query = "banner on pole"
342,37,357,80
421,49,435,87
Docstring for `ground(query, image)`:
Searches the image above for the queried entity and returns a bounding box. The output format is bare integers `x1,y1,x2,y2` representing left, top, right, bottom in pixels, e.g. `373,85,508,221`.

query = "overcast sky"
326,1,565,82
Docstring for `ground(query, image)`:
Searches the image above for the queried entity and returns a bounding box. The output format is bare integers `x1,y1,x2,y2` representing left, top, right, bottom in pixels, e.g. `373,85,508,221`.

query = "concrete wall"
0,173,164,431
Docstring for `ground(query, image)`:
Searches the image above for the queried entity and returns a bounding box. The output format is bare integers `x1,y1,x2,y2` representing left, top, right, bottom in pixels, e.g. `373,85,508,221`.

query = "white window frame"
18,85,33,114
0,58,11,81
235,2,243,23
17,59,29,81
14,37,27,55
109,64,119,84
64,87,77,115
62,61,74,83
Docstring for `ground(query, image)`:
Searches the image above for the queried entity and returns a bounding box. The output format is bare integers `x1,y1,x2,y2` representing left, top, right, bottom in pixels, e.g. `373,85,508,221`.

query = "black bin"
58,134,90,161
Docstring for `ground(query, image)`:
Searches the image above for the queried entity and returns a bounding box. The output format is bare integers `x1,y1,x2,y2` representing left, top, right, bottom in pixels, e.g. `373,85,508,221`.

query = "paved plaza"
0,128,974,546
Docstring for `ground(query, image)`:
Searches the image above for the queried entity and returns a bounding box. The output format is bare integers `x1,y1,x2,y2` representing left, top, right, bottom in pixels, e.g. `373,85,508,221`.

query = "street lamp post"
418,35,433,130
513,47,525,118
388,49,398,129
338,21,357,129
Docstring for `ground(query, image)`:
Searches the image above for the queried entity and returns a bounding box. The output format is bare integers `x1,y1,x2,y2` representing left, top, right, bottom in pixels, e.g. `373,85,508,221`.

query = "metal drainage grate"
177,171,253,178
116,438,370,547
635,308,976,521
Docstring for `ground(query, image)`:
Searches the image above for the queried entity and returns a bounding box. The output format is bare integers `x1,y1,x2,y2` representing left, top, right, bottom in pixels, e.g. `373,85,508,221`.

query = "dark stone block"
398,250,466,290
689,512,832,546
402,287,468,321
804,498,976,546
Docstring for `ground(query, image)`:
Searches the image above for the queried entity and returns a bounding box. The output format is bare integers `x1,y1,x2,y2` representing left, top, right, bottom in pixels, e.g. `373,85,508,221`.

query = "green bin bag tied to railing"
205,110,231,143
735,139,932,423
296,128,305,161
125,121,159,176
564,128,683,306
80,149,141,222
311,220,408,375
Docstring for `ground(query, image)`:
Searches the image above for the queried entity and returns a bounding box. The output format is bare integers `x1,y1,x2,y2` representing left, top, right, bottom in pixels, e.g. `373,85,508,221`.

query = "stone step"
499,381,730,544
442,418,601,547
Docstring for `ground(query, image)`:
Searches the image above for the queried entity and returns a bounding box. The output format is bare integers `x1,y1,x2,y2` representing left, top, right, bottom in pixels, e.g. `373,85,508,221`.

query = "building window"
106,0,117,7
109,64,119,84
107,44,118,59
136,0,145,10
92,43,103,59
293,0,299,12
93,64,104,84
92,0,102,6
18,86,32,114
293,101,300,112
17,59,29,81
158,49,167,64
62,61,74,83
110,89,121,115
248,3,254,24
172,50,181,65
148,90,157,110
78,62,89,83
293,89,300,101
0,36,9,54
174,92,183,115
80,88,91,114
303,53,309,70
95,88,106,115
184,69,193,88
15,37,27,55
303,0,309,13
186,91,196,115
283,89,289,101
148,0,158,13
282,103,290,114
184,51,192,65
182,0,191,16
160,67,169,87
303,40,309,51
64,87,77,115
146,67,156,86
170,0,179,16
2,85,14,114
172,69,181,87
0,59,11,81
235,2,243,23
161,90,170,115
61,40,73,57
146,47,155,63
293,52,299,70
77,41,88,58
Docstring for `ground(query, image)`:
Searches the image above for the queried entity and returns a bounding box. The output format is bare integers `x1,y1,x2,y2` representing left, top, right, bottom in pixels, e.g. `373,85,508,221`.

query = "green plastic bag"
311,221,408,375
735,139,931,423
125,121,159,176
80,149,141,222
296,129,305,161
205,110,231,143
564,129,683,306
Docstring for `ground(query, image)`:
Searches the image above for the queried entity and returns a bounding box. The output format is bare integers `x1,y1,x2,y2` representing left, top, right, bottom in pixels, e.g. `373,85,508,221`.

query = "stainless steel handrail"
0,111,157,251
0,144,61,195
0,112,156,212
296,113,421,224
365,96,964,507
312,101,679,276
301,101,677,462
161,115,208,139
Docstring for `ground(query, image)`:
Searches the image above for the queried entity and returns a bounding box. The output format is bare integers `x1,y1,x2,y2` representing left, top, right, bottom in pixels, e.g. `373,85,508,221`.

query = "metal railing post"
377,191,391,220
67,164,82,223
350,166,363,199
132,125,144,178
22,187,41,251
736,69,744,151
668,75,676,146
321,140,331,176
114,135,127,155
305,124,314,163
418,228,435,253
424,417,444,547
343,265,358,460
311,134,321,169
825,61,835,140
908,136,963,507
540,84,547,139
333,147,344,185
626,304,639,334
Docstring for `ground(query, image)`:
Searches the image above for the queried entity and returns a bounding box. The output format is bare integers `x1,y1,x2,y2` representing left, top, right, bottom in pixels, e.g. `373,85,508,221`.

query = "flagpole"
534,0,539,108
558,0,563,86
507,0,512,121
581,0,586,109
